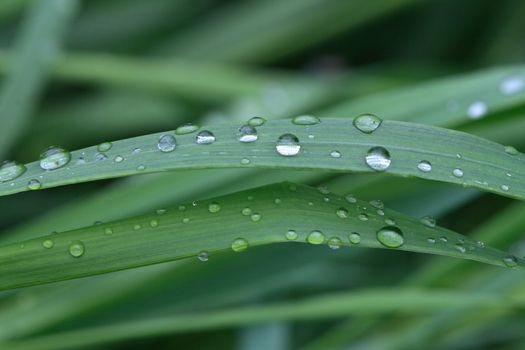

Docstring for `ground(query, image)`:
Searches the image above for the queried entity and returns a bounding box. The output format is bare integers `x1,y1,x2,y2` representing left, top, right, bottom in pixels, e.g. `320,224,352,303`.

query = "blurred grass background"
1,0,525,349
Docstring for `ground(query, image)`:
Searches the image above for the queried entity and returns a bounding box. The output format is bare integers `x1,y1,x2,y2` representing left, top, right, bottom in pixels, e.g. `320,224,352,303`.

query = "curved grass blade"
1,118,523,200
0,182,522,291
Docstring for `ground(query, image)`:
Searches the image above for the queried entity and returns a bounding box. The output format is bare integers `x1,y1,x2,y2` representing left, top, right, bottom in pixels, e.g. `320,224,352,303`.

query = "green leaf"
0,182,522,290
1,118,523,200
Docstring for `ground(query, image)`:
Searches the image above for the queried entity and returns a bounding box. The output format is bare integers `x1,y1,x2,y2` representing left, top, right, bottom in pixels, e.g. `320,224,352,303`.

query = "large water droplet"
307,230,325,244
501,184,509,192
500,76,524,95
286,230,298,240
42,239,54,249
504,145,518,155
208,202,221,213
328,237,342,250
276,134,301,156
330,150,342,158
292,115,320,125
247,116,266,127
175,123,199,135
157,134,177,152
336,208,349,218
453,168,464,178
348,232,361,244
198,251,209,262
97,142,112,152
417,160,432,173
353,113,382,133
196,130,216,144
237,125,258,143
28,179,42,190
0,161,26,182
365,147,391,171
467,101,487,119
503,255,518,267
231,238,248,252
69,241,85,258
39,146,71,170
376,226,404,248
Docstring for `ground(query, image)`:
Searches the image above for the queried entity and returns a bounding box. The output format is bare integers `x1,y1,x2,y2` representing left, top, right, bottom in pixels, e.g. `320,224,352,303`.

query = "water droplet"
345,194,357,204
477,241,486,248
353,113,382,133
348,232,361,244
427,237,436,244
292,115,320,125
132,148,141,154
175,123,199,135
250,213,262,222
467,101,488,119
241,207,252,216
358,213,368,221
385,218,396,225
39,146,71,170
237,125,258,143
455,243,466,253
97,142,112,152
330,150,342,158
208,202,221,213
328,237,342,250
231,238,248,252
156,209,167,215
376,209,385,216
504,145,518,155
500,76,524,95
42,239,54,249
182,217,190,223
336,208,349,218
76,157,86,165
149,219,159,228
0,161,26,182
365,147,391,171
440,236,448,243
308,134,315,139
417,160,432,173
240,158,251,165
456,153,462,159
376,226,404,248
247,116,266,127
196,130,216,144
95,152,107,161
198,251,209,262
274,198,282,204
28,179,41,190
286,230,298,240
453,168,464,178
157,134,177,152
133,224,142,230
503,255,518,267
370,200,384,209
276,134,301,156
501,184,509,192
420,215,436,228
104,227,113,235
69,241,85,258
137,165,146,171
114,155,124,163
307,230,325,245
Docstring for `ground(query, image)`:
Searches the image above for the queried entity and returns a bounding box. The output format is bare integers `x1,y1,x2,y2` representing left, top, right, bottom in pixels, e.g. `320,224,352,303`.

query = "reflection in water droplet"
307,230,325,245
353,113,382,133
276,134,301,156
247,117,266,127
237,125,258,142
39,146,71,170
28,179,42,190
175,123,199,135
231,238,248,252
0,161,26,182
157,134,177,152
292,115,320,125
196,130,216,144
286,230,298,240
467,101,487,119
417,160,432,173
69,241,85,257
376,226,404,248
365,147,391,171
328,237,342,250
348,232,361,244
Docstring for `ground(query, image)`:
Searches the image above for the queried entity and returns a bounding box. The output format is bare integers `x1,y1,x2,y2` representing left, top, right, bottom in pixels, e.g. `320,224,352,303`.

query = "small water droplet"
453,168,464,178
198,251,209,262
420,215,436,228
175,123,199,135
456,153,462,159
250,213,262,222
345,194,357,204
503,255,518,267
42,239,54,249
427,237,436,244
477,241,486,248
274,198,282,204
365,147,391,171
500,76,524,95
376,226,404,248
133,224,142,230
76,157,86,165
104,227,113,235
180,204,188,211
137,165,146,171
501,184,509,192
157,134,177,152
376,209,385,216
97,142,112,152
69,241,85,258
150,219,159,228
328,237,342,250
247,116,266,127
504,145,518,155
156,209,167,215
114,155,124,163
358,213,368,221
307,230,325,245
455,243,466,253
95,152,107,161
208,202,221,213
237,125,258,142
132,148,141,154
241,207,252,216
370,200,384,209
0,161,26,182
39,146,71,170
336,208,349,218
196,130,216,144
467,101,488,119
292,115,320,125
353,113,382,133
28,179,42,190
330,150,342,158
231,238,248,252
276,134,301,156
308,134,315,139
417,160,432,173
286,230,298,240
348,232,361,244
440,236,448,243
182,217,190,223
240,158,251,165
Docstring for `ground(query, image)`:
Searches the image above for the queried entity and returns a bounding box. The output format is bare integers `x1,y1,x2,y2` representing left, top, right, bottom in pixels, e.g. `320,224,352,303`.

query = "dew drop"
385,218,396,225
198,251,209,262
330,150,342,158
427,237,436,244
348,232,361,244
247,116,266,127
453,168,464,178
455,243,466,253
149,219,159,228
376,226,404,248
39,146,71,170
28,179,41,190
477,241,486,248
370,200,384,209
157,134,177,152
501,184,509,192
328,237,342,250
240,158,251,165
237,125,258,143
292,115,320,125
318,186,330,194
208,202,221,213
286,230,298,240
241,207,252,216
231,238,248,252
376,209,385,216
42,239,54,249
114,155,124,163
345,194,357,204
182,217,190,223
358,213,368,221
353,113,382,133
95,152,107,161
250,213,262,222
274,198,282,204
97,142,112,152
137,165,146,171
500,76,524,95
440,236,448,243
467,101,487,119
503,255,518,267
420,215,436,228
0,161,26,182
196,130,216,144
133,224,142,230
175,123,199,135
307,230,325,245
504,145,518,155
104,227,113,235
365,147,391,171
276,134,301,156
156,209,167,215
132,148,141,154
69,241,85,258
417,160,432,173
336,208,349,218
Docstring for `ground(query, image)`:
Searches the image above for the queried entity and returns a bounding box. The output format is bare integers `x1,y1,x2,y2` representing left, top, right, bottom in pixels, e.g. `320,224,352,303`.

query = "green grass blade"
0,182,522,290
1,118,523,200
